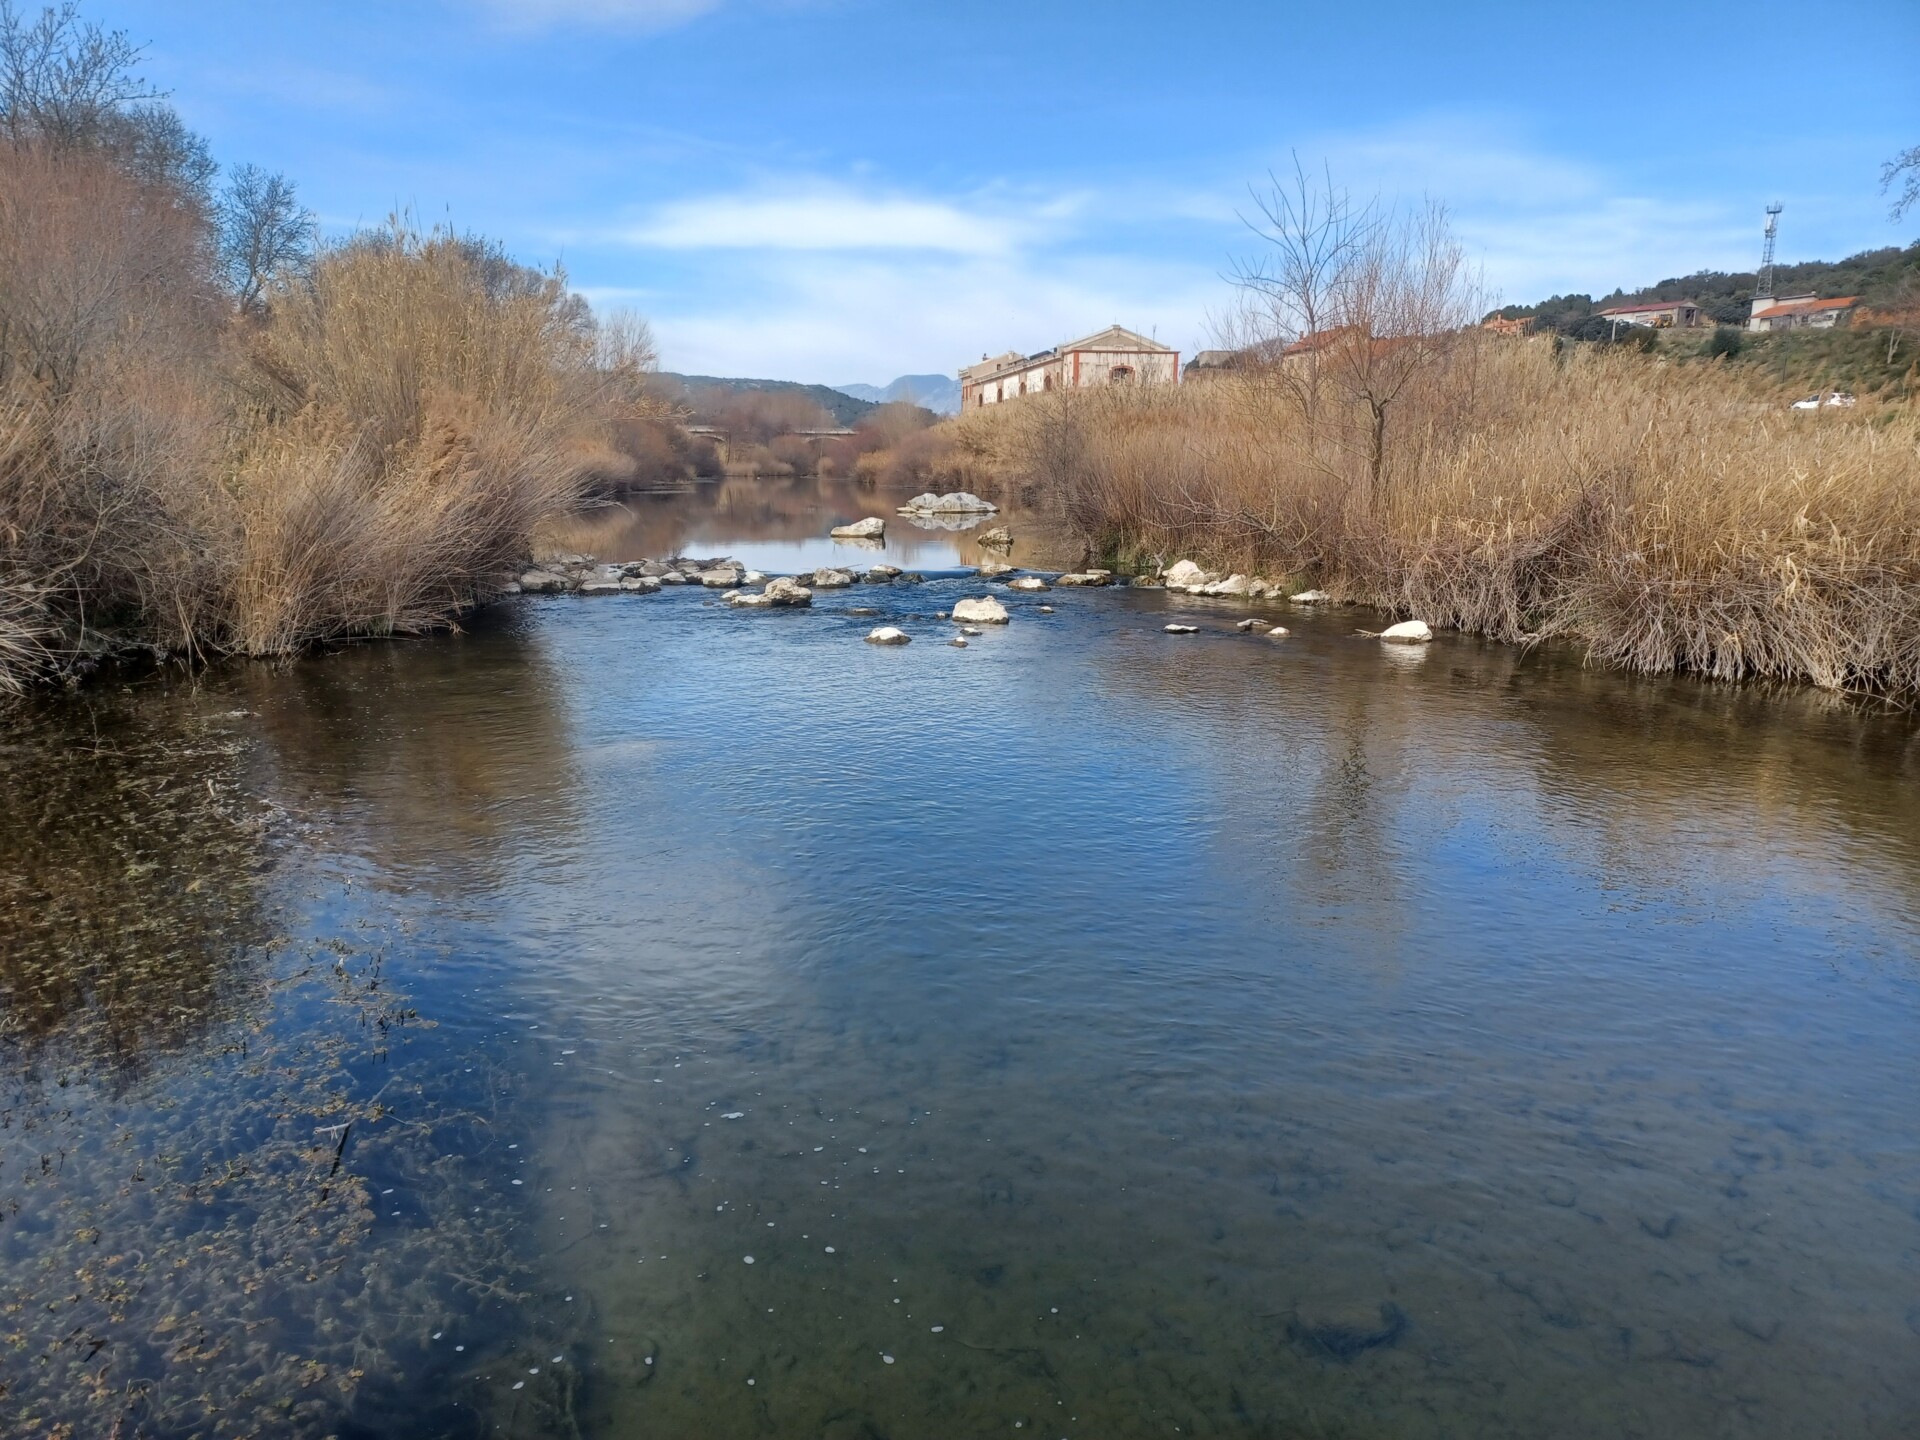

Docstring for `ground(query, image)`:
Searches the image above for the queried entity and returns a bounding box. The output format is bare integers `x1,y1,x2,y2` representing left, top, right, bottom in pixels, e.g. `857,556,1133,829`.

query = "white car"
1790,394,1822,410
1826,391,1857,408
1789,391,1858,410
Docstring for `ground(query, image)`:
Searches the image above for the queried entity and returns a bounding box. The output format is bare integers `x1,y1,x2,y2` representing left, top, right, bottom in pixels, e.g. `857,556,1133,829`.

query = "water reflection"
539,474,1085,575
4,510,1920,1438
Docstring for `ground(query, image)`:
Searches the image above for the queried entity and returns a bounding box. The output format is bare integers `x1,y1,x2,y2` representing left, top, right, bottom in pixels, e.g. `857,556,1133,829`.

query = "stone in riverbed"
1286,1301,1407,1363
621,576,662,593
1199,574,1253,597
1006,576,1050,591
899,490,997,515
1163,559,1209,589
699,568,744,588
976,526,1013,548
763,577,813,607
949,638,968,648
1291,588,1330,603
1037,605,1054,613
1379,620,1433,644
655,570,689,585
1236,618,1259,632
831,517,886,539
951,596,1009,625
1267,625,1291,637
1164,623,1199,634
863,565,902,583
960,625,984,636
812,568,855,589
729,591,773,607
579,578,624,595
519,569,572,594
865,626,911,645
1056,572,1111,587
977,559,1015,577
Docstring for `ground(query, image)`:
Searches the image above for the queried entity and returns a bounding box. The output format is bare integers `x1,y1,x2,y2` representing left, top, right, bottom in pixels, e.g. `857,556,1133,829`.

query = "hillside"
650,373,880,427
1492,240,1920,335
834,373,962,415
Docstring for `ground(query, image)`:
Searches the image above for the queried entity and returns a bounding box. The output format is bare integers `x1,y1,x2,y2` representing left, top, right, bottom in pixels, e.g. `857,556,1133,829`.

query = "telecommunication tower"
1756,203,1783,302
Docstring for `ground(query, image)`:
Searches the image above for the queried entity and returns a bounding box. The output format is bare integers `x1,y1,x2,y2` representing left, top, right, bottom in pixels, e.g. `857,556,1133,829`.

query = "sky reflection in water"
4,495,1920,1437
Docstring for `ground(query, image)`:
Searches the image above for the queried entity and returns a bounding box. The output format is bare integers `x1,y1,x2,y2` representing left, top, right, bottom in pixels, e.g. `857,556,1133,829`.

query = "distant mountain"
652,373,880,427
834,373,961,416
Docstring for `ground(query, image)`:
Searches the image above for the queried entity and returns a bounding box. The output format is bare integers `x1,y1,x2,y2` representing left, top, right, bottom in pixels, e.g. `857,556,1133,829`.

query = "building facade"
959,326,1179,408
1747,294,1859,332
1596,300,1704,329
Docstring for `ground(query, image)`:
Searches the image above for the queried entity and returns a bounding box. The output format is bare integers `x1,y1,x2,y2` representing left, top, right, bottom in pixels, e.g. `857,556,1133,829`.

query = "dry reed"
0,143,653,689
967,339,1920,699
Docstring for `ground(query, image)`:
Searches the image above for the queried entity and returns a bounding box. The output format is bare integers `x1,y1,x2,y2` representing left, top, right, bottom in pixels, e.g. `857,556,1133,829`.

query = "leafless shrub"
973,339,1920,700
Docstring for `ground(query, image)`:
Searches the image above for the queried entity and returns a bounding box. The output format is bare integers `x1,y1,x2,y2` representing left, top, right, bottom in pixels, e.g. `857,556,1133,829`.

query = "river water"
4,478,1920,1438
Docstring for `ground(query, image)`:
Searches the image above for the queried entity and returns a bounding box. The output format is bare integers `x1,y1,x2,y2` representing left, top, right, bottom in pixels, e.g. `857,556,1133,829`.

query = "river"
4,476,1919,1438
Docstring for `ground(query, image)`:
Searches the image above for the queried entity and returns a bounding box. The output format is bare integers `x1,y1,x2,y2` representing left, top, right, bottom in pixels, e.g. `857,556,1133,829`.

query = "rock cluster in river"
899,491,998,515
830,517,886,539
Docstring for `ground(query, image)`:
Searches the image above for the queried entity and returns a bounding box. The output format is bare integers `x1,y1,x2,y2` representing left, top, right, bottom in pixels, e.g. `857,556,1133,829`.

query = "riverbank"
929,340,1920,701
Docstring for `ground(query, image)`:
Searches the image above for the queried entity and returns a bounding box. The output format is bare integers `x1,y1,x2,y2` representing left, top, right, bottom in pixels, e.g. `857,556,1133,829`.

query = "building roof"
1751,294,1859,318
961,326,1174,383
1186,349,1243,369
1597,299,1699,316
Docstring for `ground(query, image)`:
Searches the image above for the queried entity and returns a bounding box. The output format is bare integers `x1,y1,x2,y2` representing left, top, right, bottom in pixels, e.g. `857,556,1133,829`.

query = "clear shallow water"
5,495,1920,1437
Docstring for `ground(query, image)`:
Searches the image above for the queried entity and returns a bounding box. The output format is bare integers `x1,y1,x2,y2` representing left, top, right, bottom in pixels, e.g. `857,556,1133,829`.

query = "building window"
1109,364,1135,382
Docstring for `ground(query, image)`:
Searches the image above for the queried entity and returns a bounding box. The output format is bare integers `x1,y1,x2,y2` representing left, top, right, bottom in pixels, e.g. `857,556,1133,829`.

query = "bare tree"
1231,159,1482,507
219,163,314,314
0,0,156,149
1884,144,1920,221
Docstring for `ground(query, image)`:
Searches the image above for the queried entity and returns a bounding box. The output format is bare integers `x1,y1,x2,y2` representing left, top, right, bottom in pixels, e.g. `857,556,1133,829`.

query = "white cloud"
473,0,727,32
621,250,1220,384
616,183,1070,255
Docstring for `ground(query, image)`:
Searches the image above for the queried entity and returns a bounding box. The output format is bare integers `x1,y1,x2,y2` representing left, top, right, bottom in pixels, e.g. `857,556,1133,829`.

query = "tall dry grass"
969,339,1920,699
223,227,650,653
0,141,653,689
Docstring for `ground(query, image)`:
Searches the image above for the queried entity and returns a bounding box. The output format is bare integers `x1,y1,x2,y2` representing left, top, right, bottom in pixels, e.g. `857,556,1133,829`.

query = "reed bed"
0,141,652,692
965,339,1920,699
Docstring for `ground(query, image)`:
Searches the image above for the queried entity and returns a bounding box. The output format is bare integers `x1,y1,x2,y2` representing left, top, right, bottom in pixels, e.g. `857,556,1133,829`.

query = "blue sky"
93,0,1919,383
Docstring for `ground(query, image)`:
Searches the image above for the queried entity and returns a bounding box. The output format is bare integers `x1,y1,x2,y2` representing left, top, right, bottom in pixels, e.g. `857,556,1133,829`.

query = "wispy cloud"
472,0,728,33
613,182,1077,255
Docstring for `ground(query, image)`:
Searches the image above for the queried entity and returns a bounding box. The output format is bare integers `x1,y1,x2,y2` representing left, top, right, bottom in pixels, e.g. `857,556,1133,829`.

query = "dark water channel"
5,479,1920,1438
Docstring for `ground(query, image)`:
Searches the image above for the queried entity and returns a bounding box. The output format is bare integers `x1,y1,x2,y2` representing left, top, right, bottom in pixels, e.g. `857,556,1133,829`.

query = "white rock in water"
699,569,743,588
1267,625,1291,637
951,596,1009,625
519,569,571,593
900,491,998,514
1198,574,1251,596
830,517,886,539
1164,623,1199,634
960,625,984,636
976,526,1013,548
579,578,623,595
949,638,968,648
729,591,773,607
1379,620,1433,644
1291,589,1330,603
1235,618,1259,631
865,626,911,645
762,576,813,607
620,576,662,593
742,570,766,585
656,570,689,585
812,568,855,589
977,559,1015,577
1162,560,1207,588
1006,576,1050,591
1055,572,1111,587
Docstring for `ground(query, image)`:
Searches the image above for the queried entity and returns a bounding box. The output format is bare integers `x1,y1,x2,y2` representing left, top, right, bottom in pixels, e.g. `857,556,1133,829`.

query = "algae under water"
4,499,1920,1437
